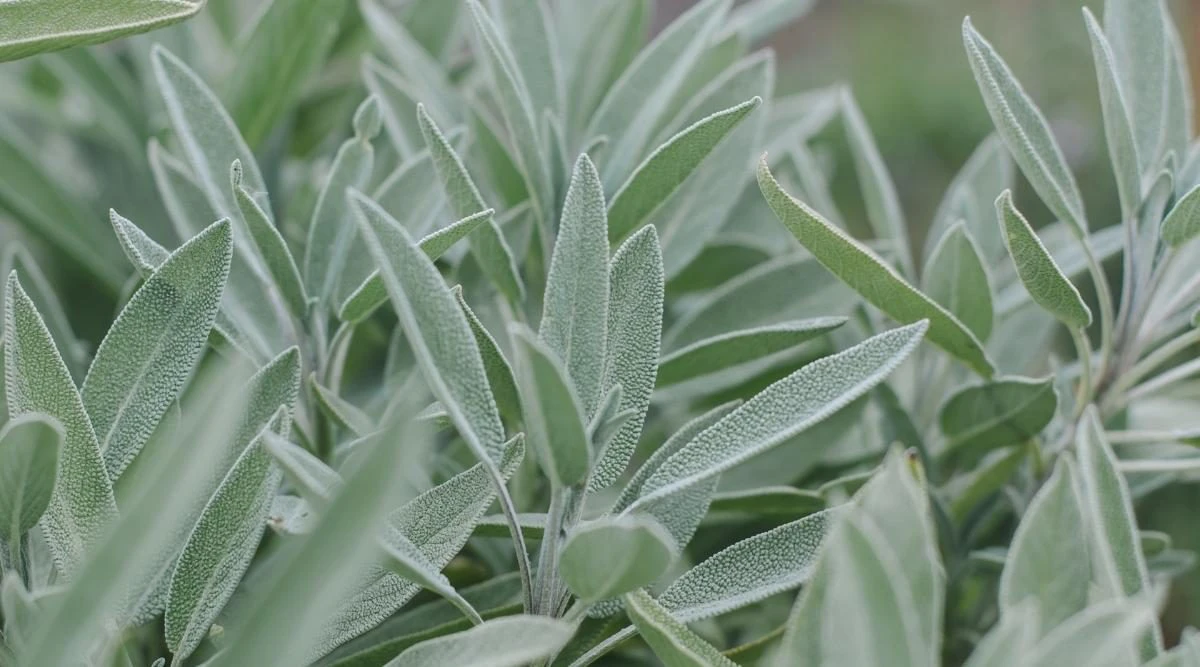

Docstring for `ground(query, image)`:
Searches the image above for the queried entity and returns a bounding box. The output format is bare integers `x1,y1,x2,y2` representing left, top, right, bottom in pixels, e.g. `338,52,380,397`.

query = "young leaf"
83,219,233,481
0,0,203,62
1103,0,1171,171
939,376,1057,457
383,615,574,667
486,0,564,118
759,159,994,376
656,319,846,388
165,411,286,662
995,191,1092,329
378,525,481,626
310,377,375,438
1083,8,1142,219
561,515,675,603
963,18,1088,235
962,603,1039,667
262,432,340,505
631,321,927,508
5,274,118,576
999,458,1089,636
230,162,308,317
509,325,592,488
608,97,762,244
1028,599,1156,667
452,286,521,426
0,414,62,543
1160,185,1200,248
540,154,609,414
624,589,738,667
923,223,993,342
591,225,664,491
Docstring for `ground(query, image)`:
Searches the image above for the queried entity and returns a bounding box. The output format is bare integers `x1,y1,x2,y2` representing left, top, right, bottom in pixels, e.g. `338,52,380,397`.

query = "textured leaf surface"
625,589,737,667
923,223,993,342
231,162,307,317
1160,185,1200,248
5,274,117,576
939,376,1057,456
378,525,479,625
1103,0,1172,171
0,414,62,542
383,615,573,667
1028,600,1155,667
759,159,993,376
561,515,675,602
1084,9,1142,218
657,319,845,388
452,286,521,426
0,0,202,62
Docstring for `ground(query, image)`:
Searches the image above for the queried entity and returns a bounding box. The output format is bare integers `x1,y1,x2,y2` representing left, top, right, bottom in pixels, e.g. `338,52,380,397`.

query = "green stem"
491,469,535,614
1123,357,1200,407
1111,327,1200,399
1070,326,1094,419
1080,236,1114,386
534,487,567,615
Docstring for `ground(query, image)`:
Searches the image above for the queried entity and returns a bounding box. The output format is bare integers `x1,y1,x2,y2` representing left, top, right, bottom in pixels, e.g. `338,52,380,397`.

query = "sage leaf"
1,244,88,378
1029,599,1156,667
999,458,1089,636
995,191,1092,329
1084,8,1142,219
263,432,340,505
229,162,308,316
963,18,1088,235
1103,0,1172,171
725,0,816,45
540,154,609,414
5,274,118,576
452,286,521,426
927,136,1013,264
1160,184,1200,248
939,375,1057,457
0,0,203,62
0,414,62,543
561,515,675,602
310,377,375,439
591,225,664,491
922,223,993,342
759,158,994,376
708,486,825,520
962,603,1038,667
561,0,651,137
383,615,574,667
486,0,564,119
509,325,592,488
624,589,738,667
165,410,286,662
656,318,846,388
378,526,481,625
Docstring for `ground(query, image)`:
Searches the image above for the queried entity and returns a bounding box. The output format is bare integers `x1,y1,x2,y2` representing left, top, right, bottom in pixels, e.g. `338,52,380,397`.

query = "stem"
534,487,567,615
323,321,355,390
1113,210,1139,358
491,467,535,613
1080,236,1115,385
6,535,21,581
1123,357,1200,406
1070,326,1094,418
1106,429,1200,444
1111,327,1200,398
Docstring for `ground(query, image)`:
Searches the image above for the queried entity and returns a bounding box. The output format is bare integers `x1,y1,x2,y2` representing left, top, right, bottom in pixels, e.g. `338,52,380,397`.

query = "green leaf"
84,219,233,480
1160,185,1200,247
1084,8,1142,219
452,286,521,426
962,603,1039,667
0,0,203,62
5,273,118,576
708,486,825,520
561,515,675,602
841,89,915,278
999,458,1089,636
1103,0,1172,171
418,105,525,305
656,318,846,389
561,0,650,137
509,325,592,488
263,432,340,505
165,411,286,662
222,0,346,148
591,225,664,491
927,136,1014,265
540,154,609,413
631,322,926,510
384,615,574,667
378,525,481,626
624,589,738,667
923,222,993,342
486,0,563,118
350,191,508,465
759,158,994,376
725,0,816,44
1076,407,1162,658
310,376,375,438
363,56,426,156
228,162,308,317
0,414,62,543
1028,599,1156,667
939,375,1057,458
1,244,88,378
995,191,1092,329
963,18,1088,235
608,97,762,244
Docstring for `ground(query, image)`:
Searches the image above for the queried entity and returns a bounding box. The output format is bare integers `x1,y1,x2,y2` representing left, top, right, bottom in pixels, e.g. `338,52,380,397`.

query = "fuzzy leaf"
923,223,993,342
963,18,1088,235
0,0,202,62
561,515,675,603
384,615,574,667
939,376,1057,457
1103,0,1172,171
657,318,845,388
962,605,1038,667
1029,600,1156,667
378,526,480,625
0,414,62,542
229,163,307,316
1160,185,1200,248
624,589,738,667
1084,9,1142,218
995,191,1092,329
759,159,994,376
263,432,340,505
487,0,563,118
310,377,375,438
5,274,118,576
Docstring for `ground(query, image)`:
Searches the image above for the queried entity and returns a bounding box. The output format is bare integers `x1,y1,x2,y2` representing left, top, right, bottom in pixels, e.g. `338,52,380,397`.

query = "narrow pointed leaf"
2,244,88,377
0,0,203,62
624,589,738,667
229,163,307,316
263,432,340,505
1103,0,1171,170
927,136,1013,264
923,223,993,342
0,415,62,542
1084,9,1142,218
359,0,462,128
310,377,375,438
510,325,591,488
561,515,675,603
378,526,481,625
384,616,574,667
453,286,521,426
657,318,846,388
487,0,563,118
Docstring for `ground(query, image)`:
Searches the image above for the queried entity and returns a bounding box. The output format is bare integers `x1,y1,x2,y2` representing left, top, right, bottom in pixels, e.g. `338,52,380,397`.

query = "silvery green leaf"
560,515,675,602
350,191,507,464
0,414,62,543
1084,9,1142,219
363,57,426,156
994,225,1124,316
418,104,525,305
656,318,846,389
1103,0,1171,172
927,136,1014,265
561,0,650,137
339,210,494,325
486,0,563,118
5,274,118,576
453,286,521,426
541,154,609,413
999,458,1089,636
383,615,574,667
378,526,481,625
1076,407,1162,658
82,219,233,481
165,410,286,662
305,96,380,307
995,191,1092,329
310,376,375,438
369,139,457,238
1160,185,1200,247
400,0,462,60
759,159,994,376
231,160,307,316
963,18,1088,235
1028,599,1156,667
708,486,825,519
1,571,41,654
939,375,1057,458
263,432,340,505
1,244,88,378
724,0,815,45
841,89,915,278
146,139,212,242
923,223,993,342
1163,18,1193,161
631,321,926,509
509,325,592,488
0,0,203,62
624,588,738,667
962,603,1038,667
658,34,743,141
359,0,462,128
222,0,346,148
586,0,729,189
314,437,524,656
591,225,664,491
608,98,761,245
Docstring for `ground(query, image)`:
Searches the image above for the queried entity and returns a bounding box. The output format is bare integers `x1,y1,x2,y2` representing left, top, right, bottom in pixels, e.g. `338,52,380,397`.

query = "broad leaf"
383,616,574,667
923,223,993,342
939,376,1057,458
1028,599,1156,667
561,515,675,602
624,589,738,667
1160,185,1200,248
1103,0,1172,172
0,414,62,542
0,0,202,62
